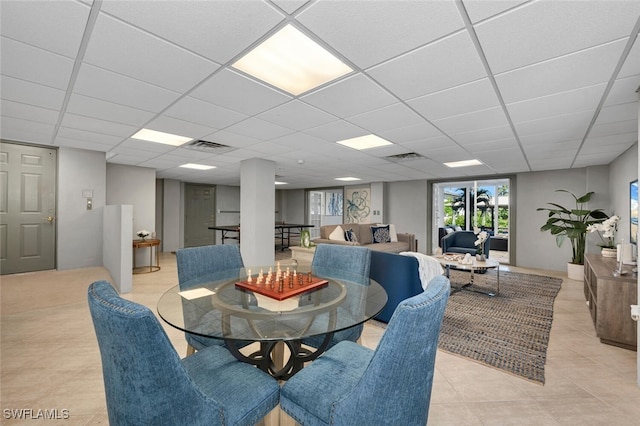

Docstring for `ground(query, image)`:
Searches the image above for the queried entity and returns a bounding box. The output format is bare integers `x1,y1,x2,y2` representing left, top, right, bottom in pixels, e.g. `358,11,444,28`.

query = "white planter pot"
601,247,617,258
567,262,584,281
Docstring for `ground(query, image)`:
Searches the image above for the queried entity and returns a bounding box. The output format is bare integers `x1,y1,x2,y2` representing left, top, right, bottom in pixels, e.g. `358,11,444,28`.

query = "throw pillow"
376,223,398,242
329,225,346,241
344,228,358,243
371,225,391,243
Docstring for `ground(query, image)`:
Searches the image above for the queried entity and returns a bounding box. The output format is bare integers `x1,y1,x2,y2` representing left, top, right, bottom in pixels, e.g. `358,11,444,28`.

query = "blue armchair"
441,230,490,257
176,244,245,354
302,244,371,350
280,275,450,426
88,280,279,426
369,251,423,323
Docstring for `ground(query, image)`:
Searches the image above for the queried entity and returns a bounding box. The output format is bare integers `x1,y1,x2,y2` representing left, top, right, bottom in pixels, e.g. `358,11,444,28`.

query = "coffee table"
436,253,500,297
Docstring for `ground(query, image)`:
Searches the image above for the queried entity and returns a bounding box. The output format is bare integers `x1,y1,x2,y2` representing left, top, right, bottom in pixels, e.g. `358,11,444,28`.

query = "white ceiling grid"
1,0,639,189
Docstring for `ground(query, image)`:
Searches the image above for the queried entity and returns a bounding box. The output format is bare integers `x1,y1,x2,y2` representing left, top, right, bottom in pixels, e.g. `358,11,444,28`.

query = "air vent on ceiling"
183,140,235,154
385,152,425,162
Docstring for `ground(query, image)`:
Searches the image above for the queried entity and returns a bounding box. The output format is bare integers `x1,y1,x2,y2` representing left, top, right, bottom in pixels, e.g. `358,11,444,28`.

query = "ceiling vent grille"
183,140,235,154
385,152,425,162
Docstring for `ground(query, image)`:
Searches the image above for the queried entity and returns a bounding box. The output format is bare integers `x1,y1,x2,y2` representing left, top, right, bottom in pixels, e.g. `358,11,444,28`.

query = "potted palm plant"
537,190,608,280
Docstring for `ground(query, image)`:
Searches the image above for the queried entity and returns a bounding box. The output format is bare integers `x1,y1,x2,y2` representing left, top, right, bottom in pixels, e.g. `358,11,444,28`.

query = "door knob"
43,216,55,223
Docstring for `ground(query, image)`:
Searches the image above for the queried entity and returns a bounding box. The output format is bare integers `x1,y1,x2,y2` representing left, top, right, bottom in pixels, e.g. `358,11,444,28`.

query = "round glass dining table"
157,264,387,380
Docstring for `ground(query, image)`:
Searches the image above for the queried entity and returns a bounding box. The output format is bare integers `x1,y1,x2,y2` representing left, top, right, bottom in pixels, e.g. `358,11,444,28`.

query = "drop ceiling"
1,0,639,189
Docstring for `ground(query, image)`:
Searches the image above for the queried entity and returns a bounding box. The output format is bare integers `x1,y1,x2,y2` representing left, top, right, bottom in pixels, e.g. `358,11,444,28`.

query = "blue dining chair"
88,280,279,426
280,275,450,426
302,244,372,350
176,244,245,354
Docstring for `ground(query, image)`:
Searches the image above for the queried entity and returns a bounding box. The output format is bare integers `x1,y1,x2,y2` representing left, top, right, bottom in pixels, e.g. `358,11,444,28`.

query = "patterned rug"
371,269,562,385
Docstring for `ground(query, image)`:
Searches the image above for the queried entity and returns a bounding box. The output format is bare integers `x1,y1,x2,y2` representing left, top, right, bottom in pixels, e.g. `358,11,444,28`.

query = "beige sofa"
312,223,416,253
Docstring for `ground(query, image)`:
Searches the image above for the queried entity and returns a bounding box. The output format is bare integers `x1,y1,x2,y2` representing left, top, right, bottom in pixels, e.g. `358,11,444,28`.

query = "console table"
584,253,637,350
132,238,161,274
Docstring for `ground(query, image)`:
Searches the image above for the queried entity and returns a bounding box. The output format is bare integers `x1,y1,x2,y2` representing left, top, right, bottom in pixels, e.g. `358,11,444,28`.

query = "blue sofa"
369,251,424,323
441,230,490,257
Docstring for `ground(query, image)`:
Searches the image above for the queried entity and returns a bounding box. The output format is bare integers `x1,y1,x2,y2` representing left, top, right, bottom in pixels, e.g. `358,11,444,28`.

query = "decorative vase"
567,262,584,281
476,254,486,261
601,247,617,258
300,230,311,248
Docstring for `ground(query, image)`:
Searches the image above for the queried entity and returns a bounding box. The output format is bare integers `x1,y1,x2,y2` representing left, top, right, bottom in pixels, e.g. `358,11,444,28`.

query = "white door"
0,142,57,274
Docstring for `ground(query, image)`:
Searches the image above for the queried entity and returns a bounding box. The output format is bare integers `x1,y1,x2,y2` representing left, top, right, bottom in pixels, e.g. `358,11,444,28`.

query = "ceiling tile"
1,76,65,111
506,83,606,123
1,100,59,125
605,75,640,106
224,117,295,140
190,69,291,116
378,122,444,144
433,106,509,135
0,116,55,144
496,38,628,104
346,103,424,134
297,0,463,68
144,116,219,141
164,97,248,130
0,0,90,57
270,1,310,15
368,31,487,100
100,0,285,63
66,94,155,127
462,0,529,23
1,37,74,89
83,13,220,92
595,102,639,125
61,113,138,137
589,120,638,139
256,100,337,131
475,0,640,73
56,127,123,147
515,110,593,138
408,78,500,121
74,64,181,112
302,119,366,142
301,74,396,118
618,35,640,79
451,125,514,145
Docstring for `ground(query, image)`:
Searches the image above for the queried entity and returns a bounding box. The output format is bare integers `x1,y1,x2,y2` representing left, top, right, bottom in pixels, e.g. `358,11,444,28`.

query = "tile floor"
1,251,639,425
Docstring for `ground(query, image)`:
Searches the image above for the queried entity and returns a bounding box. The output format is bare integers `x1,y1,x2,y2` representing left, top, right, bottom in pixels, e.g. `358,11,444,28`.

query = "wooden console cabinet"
584,253,637,350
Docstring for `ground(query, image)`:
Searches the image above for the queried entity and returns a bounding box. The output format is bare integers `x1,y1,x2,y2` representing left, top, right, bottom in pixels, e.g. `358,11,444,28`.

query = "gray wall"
608,143,638,252
162,179,181,252
515,166,611,271
279,189,305,224
57,147,106,270
386,180,429,253
106,164,156,267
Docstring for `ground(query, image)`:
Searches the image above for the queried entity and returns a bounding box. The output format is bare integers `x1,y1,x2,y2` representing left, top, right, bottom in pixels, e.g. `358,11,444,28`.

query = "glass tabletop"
157,265,387,343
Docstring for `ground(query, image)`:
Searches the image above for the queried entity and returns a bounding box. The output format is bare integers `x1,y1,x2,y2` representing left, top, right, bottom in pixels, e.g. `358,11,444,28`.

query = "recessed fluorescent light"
275,181,288,185
131,129,193,146
443,159,483,168
232,24,352,95
335,177,362,182
336,134,393,150
179,163,216,170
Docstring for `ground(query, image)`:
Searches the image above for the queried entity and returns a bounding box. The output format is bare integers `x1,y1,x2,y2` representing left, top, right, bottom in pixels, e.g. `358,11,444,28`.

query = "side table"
289,245,317,266
133,238,161,274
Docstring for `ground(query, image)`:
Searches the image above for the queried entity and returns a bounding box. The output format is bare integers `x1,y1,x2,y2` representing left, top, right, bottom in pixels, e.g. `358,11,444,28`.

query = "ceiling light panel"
336,134,393,150
179,163,216,170
232,24,353,95
444,159,483,168
131,128,193,146
335,177,361,181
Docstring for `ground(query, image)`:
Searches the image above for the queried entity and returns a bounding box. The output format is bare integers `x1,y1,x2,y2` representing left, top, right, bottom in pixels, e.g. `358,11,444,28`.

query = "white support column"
240,158,275,266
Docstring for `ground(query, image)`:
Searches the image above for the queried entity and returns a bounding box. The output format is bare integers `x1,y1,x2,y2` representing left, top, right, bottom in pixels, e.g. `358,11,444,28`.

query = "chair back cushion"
88,281,223,425
311,244,371,285
332,275,450,425
176,244,244,288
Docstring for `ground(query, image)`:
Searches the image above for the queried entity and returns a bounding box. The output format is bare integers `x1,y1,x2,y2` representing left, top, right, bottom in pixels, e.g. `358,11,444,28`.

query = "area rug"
370,269,562,385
